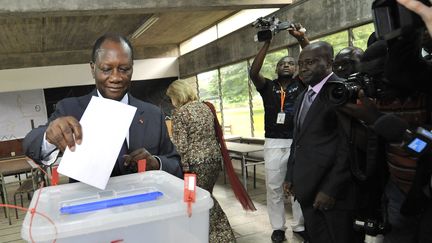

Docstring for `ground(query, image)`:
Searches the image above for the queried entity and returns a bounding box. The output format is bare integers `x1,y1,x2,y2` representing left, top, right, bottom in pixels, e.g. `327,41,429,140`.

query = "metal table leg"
1,174,11,225
242,155,247,191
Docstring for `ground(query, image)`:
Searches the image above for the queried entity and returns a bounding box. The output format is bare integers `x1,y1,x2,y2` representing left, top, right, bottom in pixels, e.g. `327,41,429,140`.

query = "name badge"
276,112,286,124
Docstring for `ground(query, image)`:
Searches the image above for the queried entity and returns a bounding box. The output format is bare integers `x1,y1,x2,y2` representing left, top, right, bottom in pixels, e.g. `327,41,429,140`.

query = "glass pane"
220,62,252,137
249,49,288,138
319,31,349,56
352,23,374,51
197,70,222,121
251,87,265,138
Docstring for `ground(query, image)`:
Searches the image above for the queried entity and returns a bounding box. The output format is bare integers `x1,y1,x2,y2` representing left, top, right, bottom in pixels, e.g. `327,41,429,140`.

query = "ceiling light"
130,15,159,39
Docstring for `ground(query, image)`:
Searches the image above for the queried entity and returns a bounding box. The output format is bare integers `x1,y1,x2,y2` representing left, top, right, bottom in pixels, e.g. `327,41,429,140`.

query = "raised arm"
249,40,271,90
289,23,310,49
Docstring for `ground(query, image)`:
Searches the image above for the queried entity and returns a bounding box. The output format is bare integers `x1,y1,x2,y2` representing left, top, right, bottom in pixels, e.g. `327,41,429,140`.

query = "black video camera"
251,16,295,42
372,0,431,40
324,73,386,106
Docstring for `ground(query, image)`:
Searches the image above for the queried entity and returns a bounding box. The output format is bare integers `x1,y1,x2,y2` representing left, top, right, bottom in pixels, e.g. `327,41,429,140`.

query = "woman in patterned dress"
167,80,236,243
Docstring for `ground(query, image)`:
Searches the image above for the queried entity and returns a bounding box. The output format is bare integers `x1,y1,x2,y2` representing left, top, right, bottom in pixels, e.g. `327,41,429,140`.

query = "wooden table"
226,142,264,190
0,157,34,225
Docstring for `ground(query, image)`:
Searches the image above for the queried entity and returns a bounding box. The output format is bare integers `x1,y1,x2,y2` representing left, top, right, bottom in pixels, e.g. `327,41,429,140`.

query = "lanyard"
278,83,286,112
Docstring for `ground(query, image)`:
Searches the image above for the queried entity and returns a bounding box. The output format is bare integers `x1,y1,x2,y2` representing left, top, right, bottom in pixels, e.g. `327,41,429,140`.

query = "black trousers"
301,204,361,243
419,202,432,243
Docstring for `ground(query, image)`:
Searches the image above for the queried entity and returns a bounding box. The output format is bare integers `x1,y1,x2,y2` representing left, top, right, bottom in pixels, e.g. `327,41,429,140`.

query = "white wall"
0,57,179,93
0,89,48,140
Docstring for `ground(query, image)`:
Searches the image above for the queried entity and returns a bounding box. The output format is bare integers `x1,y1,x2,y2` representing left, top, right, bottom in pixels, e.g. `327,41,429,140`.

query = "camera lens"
332,86,346,100
325,80,362,106
325,81,350,106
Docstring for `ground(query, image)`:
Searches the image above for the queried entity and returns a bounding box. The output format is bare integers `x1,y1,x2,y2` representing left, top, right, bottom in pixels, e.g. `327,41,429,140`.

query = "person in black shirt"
249,24,309,243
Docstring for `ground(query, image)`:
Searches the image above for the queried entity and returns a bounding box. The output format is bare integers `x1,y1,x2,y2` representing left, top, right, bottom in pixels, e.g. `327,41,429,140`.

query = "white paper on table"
57,96,137,190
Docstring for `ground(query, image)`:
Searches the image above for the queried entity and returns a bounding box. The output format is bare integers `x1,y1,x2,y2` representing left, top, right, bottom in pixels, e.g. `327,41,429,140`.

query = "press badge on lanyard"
276,84,286,124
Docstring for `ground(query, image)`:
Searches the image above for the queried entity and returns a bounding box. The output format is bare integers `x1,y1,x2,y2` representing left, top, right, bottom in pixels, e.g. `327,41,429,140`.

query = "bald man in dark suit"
285,41,359,243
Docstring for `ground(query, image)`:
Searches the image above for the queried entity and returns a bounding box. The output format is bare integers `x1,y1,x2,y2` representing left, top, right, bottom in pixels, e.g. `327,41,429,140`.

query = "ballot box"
21,171,213,243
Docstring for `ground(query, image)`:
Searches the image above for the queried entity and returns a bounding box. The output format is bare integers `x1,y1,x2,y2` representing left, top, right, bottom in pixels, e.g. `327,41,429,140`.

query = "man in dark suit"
284,41,358,243
23,33,182,179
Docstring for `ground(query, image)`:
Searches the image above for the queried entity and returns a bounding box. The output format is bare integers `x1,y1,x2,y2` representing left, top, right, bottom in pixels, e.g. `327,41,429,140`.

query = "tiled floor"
0,181,27,243
214,175,303,243
0,172,303,243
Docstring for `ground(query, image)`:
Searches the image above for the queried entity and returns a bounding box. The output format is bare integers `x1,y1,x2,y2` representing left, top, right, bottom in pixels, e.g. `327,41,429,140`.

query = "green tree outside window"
197,70,222,121
220,62,252,136
319,31,349,55
352,23,375,51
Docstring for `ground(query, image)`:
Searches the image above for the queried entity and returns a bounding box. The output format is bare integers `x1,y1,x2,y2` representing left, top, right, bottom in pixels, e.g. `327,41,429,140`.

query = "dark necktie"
111,139,128,177
298,89,315,127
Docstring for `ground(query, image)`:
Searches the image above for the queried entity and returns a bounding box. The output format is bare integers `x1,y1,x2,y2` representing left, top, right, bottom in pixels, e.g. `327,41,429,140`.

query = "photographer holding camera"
378,2,432,240
340,88,432,243
249,21,309,243
338,1,432,241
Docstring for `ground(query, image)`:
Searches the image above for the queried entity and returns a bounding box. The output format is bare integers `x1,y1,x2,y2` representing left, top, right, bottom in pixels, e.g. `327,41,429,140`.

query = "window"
251,84,265,138
352,23,375,51
319,31,349,56
197,70,222,121
220,62,252,136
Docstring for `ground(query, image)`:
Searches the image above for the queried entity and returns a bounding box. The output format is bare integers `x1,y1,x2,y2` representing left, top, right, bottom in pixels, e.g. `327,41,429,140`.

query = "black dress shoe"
271,230,287,243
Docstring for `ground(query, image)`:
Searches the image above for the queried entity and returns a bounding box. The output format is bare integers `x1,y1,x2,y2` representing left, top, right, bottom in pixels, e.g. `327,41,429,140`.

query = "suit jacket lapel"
128,94,144,151
296,92,325,140
293,90,306,138
75,90,98,119
295,72,339,140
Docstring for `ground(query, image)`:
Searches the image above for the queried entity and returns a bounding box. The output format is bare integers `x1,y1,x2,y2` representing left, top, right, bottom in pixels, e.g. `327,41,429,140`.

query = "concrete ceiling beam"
0,44,178,70
0,0,291,17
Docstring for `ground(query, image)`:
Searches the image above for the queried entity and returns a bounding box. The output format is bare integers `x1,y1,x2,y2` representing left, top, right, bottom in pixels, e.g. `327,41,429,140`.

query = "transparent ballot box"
21,171,213,243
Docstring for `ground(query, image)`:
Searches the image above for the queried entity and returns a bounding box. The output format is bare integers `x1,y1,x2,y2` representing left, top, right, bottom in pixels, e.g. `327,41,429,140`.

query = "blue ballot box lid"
21,171,213,242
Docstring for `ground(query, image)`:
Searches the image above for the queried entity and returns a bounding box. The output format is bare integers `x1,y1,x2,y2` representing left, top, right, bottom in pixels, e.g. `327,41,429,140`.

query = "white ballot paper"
58,96,137,189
